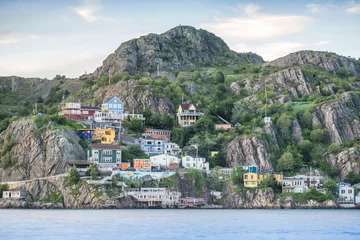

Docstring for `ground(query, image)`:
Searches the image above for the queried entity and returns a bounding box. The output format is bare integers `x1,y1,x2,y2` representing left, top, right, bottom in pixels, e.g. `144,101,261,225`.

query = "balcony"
179,111,203,116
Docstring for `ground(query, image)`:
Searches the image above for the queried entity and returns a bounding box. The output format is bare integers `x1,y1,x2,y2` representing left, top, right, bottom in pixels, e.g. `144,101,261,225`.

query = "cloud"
232,41,330,61
72,0,115,22
202,4,314,40
306,4,324,13
346,3,360,13
0,32,39,44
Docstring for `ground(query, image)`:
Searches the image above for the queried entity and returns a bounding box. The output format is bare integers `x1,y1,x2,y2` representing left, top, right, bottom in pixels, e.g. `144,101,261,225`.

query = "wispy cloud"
306,4,325,13
202,4,314,40
0,32,39,44
233,41,330,61
72,0,115,22
346,1,360,13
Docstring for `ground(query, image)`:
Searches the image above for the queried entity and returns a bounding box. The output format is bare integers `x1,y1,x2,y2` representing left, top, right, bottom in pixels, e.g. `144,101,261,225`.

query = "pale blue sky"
0,0,359,79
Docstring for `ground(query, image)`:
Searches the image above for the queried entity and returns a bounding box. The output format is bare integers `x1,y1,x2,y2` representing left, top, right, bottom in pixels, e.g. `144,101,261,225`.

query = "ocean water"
0,209,359,240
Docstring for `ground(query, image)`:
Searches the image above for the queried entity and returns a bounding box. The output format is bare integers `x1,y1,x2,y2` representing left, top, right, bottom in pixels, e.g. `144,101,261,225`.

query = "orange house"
120,162,130,171
133,159,151,170
215,124,232,131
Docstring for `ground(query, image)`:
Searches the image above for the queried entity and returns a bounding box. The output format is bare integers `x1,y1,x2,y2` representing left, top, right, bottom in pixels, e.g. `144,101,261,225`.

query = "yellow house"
93,128,116,144
210,151,219,157
243,172,283,187
177,103,203,127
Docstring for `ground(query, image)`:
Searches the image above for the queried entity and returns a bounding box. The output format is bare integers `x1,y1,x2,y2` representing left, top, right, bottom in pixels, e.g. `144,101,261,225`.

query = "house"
218,168,233,181
59,102,100,120
243,172,283,188
78,129,95,140
264,117,272,124
93,128,116,144
337,182,351,195
133,159,151,171
244,165,257,173
94,111,123,123
87,144,122,167
338,185,355,208
120,162,130,171
210,151,218,157
179,197,205,208
2,189,26,199
295,174,324,188
215,123,232,131
101,96,124,113
142,128,171,140
177,103,203,127
282,177,308,193
164,142,181,156
139,137,165,156
123,112,146,121
150,154,181,168
181,155,209,172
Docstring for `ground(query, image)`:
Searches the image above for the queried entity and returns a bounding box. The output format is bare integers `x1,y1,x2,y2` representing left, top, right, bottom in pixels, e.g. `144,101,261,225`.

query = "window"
105,131,111,135
341,190,345,194
186,163,190,167
193,163,195,167
348,190,352,194
93,151,98,155
116,158,121,162
103,157,113,162
103,150,112,155
116,151,121,155
118,104,122,109
109,103,113,108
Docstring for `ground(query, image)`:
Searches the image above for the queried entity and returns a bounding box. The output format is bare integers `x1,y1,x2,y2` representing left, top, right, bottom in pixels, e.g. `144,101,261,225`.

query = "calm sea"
0,209,359,240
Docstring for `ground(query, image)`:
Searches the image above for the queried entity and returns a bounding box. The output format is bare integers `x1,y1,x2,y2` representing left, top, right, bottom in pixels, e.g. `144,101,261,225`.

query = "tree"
191,71,201,81
327,143,342,154
214,71,225,83
276,152,296,172
344,171,360,185
324,179,337,196
310,129,328,143
66,166,80,186
177,72,187,82
129,118,144,132
336,67,349,78
276,114,292,139
231,164,245,184
90,164,100,180
0,183,9,198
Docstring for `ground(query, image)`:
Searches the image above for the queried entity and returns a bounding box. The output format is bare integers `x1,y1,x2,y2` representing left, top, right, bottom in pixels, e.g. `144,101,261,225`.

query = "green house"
88,144,122,167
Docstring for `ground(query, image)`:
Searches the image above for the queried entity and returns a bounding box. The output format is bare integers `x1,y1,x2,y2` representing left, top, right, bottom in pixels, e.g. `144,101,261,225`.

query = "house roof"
81,106,101,110
103,96,122,104
91,144,122,150
144,128,171,133
180,103,200,110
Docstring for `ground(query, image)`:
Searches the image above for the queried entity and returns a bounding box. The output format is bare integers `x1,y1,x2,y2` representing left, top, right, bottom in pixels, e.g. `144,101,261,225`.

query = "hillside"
92,26,264,78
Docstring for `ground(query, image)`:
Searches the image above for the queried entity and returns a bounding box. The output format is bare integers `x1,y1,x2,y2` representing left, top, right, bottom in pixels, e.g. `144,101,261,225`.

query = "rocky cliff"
94,79,174,114
93,26,263,78
0,118,85,182
328,147,360,180
267,50,360,76
311,92,360,145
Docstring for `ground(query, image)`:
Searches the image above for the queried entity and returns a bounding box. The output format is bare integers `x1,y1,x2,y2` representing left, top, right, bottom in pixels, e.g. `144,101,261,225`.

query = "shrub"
65,166,80,186
0,184,9,198
327,143,342,154
214,71,225,83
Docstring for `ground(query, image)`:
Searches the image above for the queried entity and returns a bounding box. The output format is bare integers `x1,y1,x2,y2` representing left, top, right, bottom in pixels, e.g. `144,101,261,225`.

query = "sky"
0,0,359,79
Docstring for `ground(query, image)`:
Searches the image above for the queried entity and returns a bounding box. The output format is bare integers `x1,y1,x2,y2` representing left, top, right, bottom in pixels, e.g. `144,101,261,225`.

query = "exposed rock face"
267,50,360,76
230,82,242,94
95,79,174,114
93,26,263,78
328,147,360,180
281,197,339,209
226,136,273,171
223,183,278,208
0,118,86,182
265,67,313,98
292,118,304,143
311,92,360,145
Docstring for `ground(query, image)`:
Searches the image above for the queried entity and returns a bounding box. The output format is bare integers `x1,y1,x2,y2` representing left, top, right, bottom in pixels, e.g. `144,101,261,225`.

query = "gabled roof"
91,144,122,150
104,96,122,104
179,103,200,110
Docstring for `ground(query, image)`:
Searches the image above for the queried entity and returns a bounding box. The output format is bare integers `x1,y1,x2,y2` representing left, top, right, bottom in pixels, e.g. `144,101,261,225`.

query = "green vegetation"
65,167,80,186
41,191,64,204
121,145,148,162
279,188,335,204
0,183,9,198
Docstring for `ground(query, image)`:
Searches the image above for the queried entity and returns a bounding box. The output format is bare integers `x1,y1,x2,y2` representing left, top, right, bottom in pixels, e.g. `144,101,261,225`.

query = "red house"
59,102,100,120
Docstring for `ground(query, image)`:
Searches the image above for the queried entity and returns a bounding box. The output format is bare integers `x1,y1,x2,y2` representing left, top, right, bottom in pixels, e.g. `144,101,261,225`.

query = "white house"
2,190,26,199
218,168,233,181
282,177,308,193
150,154,180,168
181,155,209,172
164,142,181,156
338,185,355,208
94,111,123,123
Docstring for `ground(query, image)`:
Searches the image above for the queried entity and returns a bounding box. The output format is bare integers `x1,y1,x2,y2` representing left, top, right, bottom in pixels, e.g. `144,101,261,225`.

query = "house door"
9,192,11,198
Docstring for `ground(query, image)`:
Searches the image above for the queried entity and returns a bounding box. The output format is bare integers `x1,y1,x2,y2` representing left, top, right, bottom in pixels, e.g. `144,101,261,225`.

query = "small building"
139,137,165,156
181,155,209,172
264,117,272,124
164,142,181,156
218,168,233,181
133,159,151,171
94,111,123,123
179,197,205,208
142,129,171,140
215,123,232,131
210,151,218,157
243,172,283,188
177,103,203,127
59,102,100,120
244,165,257,173
120,162,130,171
150,154,180,168
87,144,122,167
93,128,116,144
338,185,355,208
101,96,124,114
2,189,26,199
282,177,308,193
78,129,95,140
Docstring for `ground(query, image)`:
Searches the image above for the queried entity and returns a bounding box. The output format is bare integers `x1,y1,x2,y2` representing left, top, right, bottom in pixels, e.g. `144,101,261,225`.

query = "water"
0,209,359,240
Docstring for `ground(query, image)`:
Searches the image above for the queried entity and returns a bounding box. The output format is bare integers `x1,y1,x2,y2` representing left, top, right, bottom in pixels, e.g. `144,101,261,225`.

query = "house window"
105,131,111,135
193,163,195,167
109,104,113,108
341,190,345,194
116,151,121,155
103,157,113,162
186,163,190,167
103,150,112,155
348,190,352,194
118,104,122,109
93,151,98,155
116,158,121,162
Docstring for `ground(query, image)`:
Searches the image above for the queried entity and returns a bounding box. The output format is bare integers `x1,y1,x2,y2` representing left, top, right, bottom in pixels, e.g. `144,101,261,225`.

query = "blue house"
101,96,124,114
337,182,351,195
139,137,165,157
78,129,94,140
245,165,257,173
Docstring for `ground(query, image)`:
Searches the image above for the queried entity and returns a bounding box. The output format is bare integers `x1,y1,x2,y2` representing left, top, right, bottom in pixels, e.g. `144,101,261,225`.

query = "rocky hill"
266,50,360,76
0,118,85,182
93,26,263,78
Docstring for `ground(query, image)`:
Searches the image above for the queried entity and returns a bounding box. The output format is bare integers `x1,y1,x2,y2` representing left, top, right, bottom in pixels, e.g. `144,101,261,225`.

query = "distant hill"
92,25,264,78
266,50,360,76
